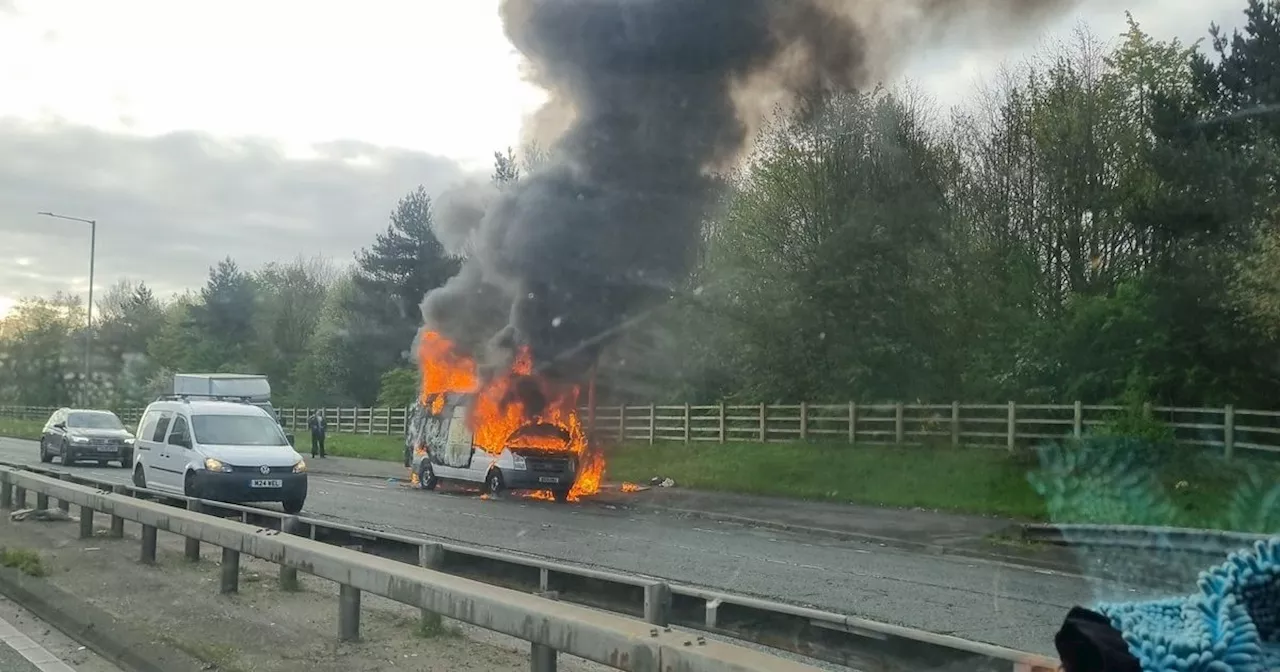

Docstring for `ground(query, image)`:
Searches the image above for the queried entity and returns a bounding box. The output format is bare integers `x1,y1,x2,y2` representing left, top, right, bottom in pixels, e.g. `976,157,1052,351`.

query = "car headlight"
71,436,89,443
123,438,135,446
292,459,307,473
510,454,527,470
203,457,232,473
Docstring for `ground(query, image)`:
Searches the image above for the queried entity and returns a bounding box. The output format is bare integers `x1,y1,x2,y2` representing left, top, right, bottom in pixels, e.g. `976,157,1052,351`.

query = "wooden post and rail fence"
1,401,1276,458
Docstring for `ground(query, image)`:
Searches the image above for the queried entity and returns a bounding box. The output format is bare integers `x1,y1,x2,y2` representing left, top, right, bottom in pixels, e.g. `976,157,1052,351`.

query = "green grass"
0,419,43,441
0,548,47,577
302,433,403,462
604,440,1280,529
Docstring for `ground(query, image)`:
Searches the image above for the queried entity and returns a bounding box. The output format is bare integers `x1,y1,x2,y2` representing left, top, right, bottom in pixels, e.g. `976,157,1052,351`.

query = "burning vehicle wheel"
417,462,438,491
485,469,505,497
552,489,570,503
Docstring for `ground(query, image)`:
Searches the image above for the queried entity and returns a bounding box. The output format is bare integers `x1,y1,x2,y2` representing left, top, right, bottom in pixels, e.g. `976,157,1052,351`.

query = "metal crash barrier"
0,462,1060,672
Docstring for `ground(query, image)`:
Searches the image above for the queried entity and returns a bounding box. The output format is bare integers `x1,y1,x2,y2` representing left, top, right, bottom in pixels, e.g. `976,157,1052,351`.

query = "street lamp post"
37,212,97,404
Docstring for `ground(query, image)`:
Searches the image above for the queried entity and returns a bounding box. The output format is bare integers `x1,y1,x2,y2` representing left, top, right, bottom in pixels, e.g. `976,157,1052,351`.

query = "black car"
39,408,135,467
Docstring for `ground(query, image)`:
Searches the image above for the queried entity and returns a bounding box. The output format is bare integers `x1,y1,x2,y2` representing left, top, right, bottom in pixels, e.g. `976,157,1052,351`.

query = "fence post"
617,404,626,441
951,401,960,448
683,403,691,444
848,402,856,444
718,402,726,444
1142,402,1152,420
1073,401,1083,440
647,405,656,445
894,404,904,445
1223,405,1235,461
1007,402,1017,453
799,402,808,441
758,404,766,442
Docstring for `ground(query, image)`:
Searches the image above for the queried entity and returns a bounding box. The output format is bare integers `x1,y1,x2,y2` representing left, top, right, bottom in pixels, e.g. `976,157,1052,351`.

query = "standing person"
308,410,327,458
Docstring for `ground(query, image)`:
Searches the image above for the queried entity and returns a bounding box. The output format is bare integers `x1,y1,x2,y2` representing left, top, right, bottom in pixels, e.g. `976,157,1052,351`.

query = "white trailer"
173,373,272,402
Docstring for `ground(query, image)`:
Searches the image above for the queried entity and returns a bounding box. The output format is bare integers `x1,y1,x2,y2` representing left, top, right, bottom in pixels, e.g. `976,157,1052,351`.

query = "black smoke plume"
423,0,1075,387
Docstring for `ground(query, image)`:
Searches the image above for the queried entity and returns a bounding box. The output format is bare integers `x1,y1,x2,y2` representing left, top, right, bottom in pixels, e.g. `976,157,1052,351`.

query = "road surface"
0,436,1153,656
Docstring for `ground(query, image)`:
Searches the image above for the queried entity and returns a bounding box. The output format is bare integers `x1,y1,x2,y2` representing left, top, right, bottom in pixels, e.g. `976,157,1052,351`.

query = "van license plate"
250,479,282,488
538,477,559,484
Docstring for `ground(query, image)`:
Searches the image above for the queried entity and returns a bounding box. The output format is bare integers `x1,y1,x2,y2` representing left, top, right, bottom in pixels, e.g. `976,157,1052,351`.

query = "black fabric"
1055,606,1142,672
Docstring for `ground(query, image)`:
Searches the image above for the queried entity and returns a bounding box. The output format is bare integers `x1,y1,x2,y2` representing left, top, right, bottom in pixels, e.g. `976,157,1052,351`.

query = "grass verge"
604,440,1280,530
0,547,48,577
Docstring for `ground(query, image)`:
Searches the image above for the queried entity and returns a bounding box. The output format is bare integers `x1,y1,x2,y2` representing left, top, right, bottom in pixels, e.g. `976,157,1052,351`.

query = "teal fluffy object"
1095,538,1280,672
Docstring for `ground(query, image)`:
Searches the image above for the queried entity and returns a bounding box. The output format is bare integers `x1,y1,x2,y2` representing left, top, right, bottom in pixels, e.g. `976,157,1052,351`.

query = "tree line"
3,2,1280,411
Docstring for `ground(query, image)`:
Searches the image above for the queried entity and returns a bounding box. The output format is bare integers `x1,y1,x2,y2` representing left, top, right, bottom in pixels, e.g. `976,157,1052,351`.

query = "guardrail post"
13,485,26,509
643,582,670,626
0,472,11,510
220,547,239,593
279,516,301,590
36,490,49,509
78,503,94,539
1224,404,1235,461
109,485,126,537
57,474,72,512
418,542,445,627
531,642,557,672
184,500,202,561
140,524,157,565
338,584,361,641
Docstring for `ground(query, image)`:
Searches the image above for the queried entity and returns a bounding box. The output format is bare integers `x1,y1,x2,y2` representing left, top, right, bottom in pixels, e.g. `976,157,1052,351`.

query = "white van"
132,398,308,513
408,394,580,502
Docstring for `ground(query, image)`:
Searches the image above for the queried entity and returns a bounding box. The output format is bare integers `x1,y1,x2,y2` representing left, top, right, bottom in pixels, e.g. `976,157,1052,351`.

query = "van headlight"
203,458,232,473
510,454,527,470
293,459,307,473
124,437,135,446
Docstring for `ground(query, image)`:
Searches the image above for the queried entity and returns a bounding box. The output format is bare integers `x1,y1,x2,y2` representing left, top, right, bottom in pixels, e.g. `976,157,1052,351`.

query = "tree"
252,256,336,399
189,257,258,371
0,295,84,405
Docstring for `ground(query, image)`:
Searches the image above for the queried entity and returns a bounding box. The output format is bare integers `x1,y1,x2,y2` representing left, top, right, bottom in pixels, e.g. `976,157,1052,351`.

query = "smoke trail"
423,0,1076,385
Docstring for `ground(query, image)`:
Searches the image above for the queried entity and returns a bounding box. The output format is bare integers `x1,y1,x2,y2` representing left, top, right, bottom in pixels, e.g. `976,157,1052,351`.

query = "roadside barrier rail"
0,460,1060,672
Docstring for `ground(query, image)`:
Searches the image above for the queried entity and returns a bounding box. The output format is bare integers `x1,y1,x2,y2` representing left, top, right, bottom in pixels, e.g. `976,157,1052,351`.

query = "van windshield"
192,414,288,446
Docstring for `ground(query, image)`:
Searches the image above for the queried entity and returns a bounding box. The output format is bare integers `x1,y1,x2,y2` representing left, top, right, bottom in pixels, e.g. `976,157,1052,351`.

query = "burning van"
408,392,582,501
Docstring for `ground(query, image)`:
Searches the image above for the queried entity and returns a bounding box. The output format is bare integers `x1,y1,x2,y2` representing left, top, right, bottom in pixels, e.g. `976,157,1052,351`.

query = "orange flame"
417,330,603,500
621,482,642,493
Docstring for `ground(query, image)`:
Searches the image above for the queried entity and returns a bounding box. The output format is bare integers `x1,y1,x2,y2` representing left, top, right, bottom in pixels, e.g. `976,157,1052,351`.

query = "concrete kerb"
2,468,822,672
1021,523,1274,555
0,565,206,672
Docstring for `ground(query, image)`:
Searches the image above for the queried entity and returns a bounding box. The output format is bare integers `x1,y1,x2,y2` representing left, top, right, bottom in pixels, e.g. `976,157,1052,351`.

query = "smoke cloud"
422,0,1076,386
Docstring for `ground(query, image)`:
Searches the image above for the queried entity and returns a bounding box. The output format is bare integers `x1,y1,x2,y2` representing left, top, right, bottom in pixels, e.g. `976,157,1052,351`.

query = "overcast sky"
0,0,1247,318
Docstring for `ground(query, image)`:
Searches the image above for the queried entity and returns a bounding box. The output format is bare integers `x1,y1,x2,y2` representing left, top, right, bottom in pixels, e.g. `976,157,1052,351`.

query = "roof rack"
154,394,257,404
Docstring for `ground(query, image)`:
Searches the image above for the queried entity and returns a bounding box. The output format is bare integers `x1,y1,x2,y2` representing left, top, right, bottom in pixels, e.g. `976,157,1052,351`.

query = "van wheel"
132,465,147,489
183,472,199,499
485,470,504,496
418,463,438,491
282,498,304,514
552,489,570,503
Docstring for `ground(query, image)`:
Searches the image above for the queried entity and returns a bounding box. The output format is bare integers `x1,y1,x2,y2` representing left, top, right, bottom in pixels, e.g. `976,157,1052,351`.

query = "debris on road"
647,477,676,488
9,508,73,523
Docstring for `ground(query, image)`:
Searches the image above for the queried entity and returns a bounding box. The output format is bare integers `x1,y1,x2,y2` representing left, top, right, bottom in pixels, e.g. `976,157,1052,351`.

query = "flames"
416,330,603,501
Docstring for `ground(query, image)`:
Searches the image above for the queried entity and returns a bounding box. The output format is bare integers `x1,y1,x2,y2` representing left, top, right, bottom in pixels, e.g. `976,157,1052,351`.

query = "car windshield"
192,414,287,446
66,412,124,430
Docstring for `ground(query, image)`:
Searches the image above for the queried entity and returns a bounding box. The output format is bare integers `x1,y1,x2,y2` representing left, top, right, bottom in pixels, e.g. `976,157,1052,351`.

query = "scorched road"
0,436,1146,657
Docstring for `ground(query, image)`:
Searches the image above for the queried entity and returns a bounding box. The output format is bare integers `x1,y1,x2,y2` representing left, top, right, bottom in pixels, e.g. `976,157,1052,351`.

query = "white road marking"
0,613,77,672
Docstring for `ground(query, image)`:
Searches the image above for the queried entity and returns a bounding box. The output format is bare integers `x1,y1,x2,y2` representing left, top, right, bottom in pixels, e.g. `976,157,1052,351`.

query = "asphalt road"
0,437,1154,657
